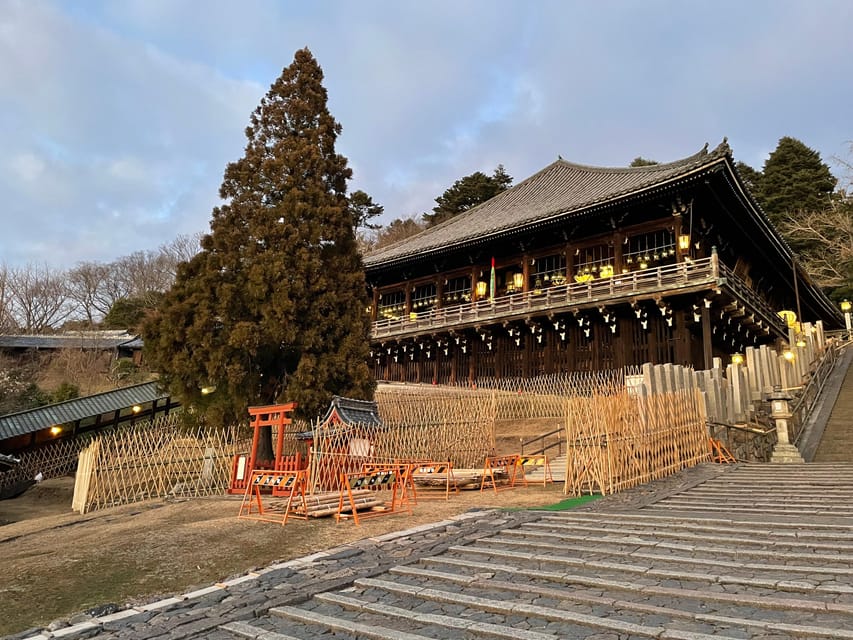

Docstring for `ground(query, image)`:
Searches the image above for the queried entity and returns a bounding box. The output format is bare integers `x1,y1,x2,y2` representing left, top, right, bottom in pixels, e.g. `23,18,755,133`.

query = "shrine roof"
321,396,382,427
365,141,732,269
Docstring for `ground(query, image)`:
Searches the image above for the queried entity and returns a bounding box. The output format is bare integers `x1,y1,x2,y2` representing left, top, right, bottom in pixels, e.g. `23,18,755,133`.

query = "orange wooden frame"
337,467,411,525
408,461,459,501
709,437,736,463
480,454,527,493
518,455,554,486
238,469,308,526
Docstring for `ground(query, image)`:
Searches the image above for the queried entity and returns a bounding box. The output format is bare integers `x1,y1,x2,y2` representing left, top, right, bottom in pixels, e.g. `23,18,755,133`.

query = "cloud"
0,0,851,268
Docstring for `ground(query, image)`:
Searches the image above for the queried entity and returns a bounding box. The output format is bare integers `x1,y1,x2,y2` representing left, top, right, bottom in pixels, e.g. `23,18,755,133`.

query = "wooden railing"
371,256,787,341
373,257,722,339
520,426,564,458
792,339,843,446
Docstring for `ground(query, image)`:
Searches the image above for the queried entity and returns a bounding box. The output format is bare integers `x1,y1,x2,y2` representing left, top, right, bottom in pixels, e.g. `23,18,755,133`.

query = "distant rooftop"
0,381,169,442
0,331,140,350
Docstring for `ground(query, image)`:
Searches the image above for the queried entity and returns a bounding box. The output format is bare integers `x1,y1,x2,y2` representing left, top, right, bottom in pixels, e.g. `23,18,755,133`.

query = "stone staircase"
211,463,853,640
523,454,566,484
813,351,853,462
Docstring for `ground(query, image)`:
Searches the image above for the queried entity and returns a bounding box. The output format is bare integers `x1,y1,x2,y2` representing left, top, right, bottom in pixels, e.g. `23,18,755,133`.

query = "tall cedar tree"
751,137,837,227
422,165,513,227
143,48,374,430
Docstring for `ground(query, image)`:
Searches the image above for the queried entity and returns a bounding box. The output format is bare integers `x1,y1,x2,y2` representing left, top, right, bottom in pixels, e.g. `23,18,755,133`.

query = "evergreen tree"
349,190,384,231
753,137,837,228
735,161,763,195
422,165,512,227
629,157,658,167
143,48,374,428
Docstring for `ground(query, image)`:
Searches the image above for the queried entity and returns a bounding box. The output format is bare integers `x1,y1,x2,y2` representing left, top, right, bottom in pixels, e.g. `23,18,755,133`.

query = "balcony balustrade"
370,257,787,341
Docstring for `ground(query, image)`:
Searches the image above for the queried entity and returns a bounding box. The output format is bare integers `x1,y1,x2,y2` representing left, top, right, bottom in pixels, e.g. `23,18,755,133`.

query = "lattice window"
574,244,615,281
442,276,471,307
624,229,676,271
531,253,567,289
411,283,437,313
377,289,405,320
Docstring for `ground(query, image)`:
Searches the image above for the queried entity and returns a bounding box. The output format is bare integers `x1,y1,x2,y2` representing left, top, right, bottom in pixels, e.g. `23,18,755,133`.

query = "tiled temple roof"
365,141,731,269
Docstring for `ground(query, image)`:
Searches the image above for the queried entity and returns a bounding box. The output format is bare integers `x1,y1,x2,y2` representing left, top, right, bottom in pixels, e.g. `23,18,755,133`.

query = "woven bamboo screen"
449,370,628,420
306,389,497,492
0,436,87,495
74,414,248,513
565,388,710,497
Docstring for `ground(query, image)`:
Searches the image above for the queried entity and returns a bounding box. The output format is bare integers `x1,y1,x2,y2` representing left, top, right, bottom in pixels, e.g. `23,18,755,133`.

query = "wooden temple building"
363,141,842,384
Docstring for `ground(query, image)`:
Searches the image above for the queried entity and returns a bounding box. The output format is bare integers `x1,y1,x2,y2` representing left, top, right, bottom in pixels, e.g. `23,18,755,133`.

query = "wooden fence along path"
305,390,498,493
564,388,709,497
0,436,87,497
72,414,246,513
638,320,834,459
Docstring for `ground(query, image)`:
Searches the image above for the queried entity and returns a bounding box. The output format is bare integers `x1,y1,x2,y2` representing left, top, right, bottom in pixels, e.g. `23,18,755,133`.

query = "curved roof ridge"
365,140,732,267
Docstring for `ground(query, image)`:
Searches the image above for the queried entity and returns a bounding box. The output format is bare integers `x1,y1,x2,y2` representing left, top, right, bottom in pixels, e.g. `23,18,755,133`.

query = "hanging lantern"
731,353,744,365
513,272,524,290
475,281,487,298
678,234,691,252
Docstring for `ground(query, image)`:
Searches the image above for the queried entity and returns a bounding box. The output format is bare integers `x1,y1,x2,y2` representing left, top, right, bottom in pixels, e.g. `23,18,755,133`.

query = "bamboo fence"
305,389,497,493
0,436,88,495
73,414,248,513
565,388,710,497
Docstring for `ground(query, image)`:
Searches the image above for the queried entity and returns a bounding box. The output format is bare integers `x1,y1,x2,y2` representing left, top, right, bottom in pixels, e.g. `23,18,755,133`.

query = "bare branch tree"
0,264,17,334
159,233,203,277
67,261,115,326
8,264,74,333
780,202,853,289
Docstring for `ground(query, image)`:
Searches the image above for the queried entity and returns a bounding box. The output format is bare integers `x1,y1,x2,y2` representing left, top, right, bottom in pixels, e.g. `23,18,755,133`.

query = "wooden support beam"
702,303,713,370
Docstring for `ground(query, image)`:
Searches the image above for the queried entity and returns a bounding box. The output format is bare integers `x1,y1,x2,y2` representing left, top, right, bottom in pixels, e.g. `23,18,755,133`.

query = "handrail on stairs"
520,426,564,457
792,339,843,446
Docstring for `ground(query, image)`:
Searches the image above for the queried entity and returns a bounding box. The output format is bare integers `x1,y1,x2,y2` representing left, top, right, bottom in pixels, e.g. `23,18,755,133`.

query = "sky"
1,0,851,269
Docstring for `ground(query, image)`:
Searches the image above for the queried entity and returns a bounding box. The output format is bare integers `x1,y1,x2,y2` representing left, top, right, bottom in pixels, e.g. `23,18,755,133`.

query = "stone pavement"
10,462,853,640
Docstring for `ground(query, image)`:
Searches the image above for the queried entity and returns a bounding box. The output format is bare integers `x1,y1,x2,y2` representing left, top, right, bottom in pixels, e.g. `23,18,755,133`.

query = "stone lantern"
768,385,803,463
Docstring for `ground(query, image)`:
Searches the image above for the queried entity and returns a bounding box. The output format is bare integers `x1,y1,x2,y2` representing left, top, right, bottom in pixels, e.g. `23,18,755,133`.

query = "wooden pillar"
702,303,713,370
469,340,477,386
522,257,530,293
674,310,690,365
405,284,412,315
450,347,458,384
613,232,623,274
648,316,659,364
471,266,481,301
371,288,379,322
566,244,574,282
674,216,684,264
435,278,444,309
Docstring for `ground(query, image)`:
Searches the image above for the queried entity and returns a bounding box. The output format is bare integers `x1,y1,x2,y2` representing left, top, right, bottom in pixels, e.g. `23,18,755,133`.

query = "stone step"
654,495,853,510
647,500,853,517
219,621,302,640
439,543,853,595
479,533,853,571
384,565,853,636
525,517,853,550
497,527,853,562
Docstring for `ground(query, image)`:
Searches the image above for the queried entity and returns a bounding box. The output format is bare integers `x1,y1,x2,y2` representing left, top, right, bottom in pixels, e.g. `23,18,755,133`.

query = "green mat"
504,494,601,512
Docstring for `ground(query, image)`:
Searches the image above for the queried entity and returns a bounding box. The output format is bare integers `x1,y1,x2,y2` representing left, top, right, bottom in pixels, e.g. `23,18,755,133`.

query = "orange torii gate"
228,402,304,495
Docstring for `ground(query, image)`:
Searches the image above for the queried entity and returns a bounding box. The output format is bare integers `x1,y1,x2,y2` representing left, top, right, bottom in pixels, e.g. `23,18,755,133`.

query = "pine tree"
754,137,837,228
422,165,513,227
143,48,374,429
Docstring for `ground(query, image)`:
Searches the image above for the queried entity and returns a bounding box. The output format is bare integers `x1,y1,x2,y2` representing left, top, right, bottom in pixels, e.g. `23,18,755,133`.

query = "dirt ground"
0,473,569,636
